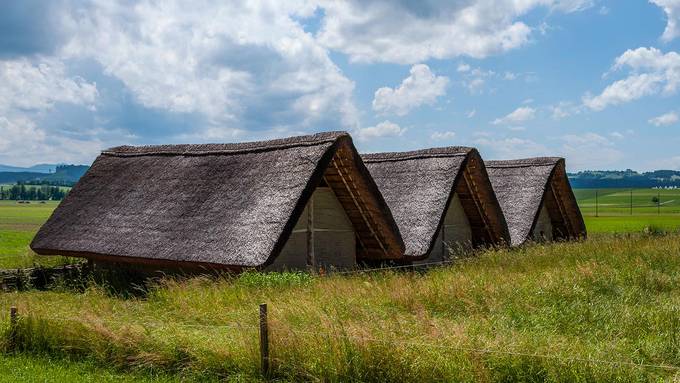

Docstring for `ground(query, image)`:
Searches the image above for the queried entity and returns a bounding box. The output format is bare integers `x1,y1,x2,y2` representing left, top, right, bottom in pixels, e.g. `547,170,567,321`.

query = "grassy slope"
3,234,680,382
0,201,76,269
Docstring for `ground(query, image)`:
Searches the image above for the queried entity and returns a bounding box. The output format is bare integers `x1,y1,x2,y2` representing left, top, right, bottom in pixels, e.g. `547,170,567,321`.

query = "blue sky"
1,0,680,171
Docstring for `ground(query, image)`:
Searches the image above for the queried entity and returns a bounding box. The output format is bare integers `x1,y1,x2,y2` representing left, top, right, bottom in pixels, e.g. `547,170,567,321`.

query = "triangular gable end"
265,136,405,269
363,148,510,261
529,159,586,242
424,150,510,261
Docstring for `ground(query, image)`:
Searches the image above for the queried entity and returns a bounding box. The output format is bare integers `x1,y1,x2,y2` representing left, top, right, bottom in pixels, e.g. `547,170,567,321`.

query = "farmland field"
573,188,680,233
0,201,76,269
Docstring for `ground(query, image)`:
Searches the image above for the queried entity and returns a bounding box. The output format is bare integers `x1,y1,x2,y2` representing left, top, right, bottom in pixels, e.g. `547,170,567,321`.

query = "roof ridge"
486,157,562,169
362,147,473,163
102,131,348,157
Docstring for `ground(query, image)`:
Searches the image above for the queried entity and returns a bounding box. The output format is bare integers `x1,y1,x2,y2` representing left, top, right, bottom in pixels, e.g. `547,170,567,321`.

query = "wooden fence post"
259,303,269,376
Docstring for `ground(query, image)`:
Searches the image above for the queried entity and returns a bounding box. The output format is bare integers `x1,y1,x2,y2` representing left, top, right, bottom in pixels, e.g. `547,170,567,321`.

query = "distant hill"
568,170,680,188
0,165,89,185
0,163,59,173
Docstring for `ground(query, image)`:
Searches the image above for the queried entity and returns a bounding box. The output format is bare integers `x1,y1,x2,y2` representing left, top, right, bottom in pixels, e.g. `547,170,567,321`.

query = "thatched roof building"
31,132,404,271
362,148,510,261
485,157,586,246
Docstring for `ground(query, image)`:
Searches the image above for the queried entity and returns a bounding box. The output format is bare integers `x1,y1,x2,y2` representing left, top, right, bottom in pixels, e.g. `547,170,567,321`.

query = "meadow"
1,189,680,381
3,234,680,381
0,201,75,269
575,188,680,233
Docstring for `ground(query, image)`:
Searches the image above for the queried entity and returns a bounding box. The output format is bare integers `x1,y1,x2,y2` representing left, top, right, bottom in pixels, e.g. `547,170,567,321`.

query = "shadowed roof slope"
363,148,510,258
31,132,404,269
485,157,586,246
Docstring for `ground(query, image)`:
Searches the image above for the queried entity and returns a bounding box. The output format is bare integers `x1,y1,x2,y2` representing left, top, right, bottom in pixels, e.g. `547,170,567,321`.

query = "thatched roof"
485,157,586,246
31,132,404,269
363,148,510,259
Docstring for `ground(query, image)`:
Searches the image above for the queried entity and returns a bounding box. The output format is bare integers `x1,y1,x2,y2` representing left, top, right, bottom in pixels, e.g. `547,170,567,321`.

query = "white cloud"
355,120,405,141
0,58,97,113
372,64,448,116
584,47,680,110
60,1,359,130
474,136,549,159
457,63,471,72
430,131,456,140
559,132,623,169
649,111,679,126
0,1,371,165
549,101,581,119
466,109,477,118
0,115,105,167
650,0,680,42
316,0,594,64
656,156,680,169
492,106,536,125
610,131,624,139
0,58,101,166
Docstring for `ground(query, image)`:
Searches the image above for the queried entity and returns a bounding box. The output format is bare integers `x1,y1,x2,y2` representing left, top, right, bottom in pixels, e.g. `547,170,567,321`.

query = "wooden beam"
331,155,389,256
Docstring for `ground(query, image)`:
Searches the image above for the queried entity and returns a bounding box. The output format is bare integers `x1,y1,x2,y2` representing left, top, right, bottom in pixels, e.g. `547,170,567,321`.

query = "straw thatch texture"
485,157,586,246
31,132,404,269
363,148,510,259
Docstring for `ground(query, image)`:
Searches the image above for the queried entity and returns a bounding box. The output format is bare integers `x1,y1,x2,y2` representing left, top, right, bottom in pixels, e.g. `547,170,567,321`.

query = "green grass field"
3,234,680,381
574,188,680,215
0,354,179,382
573,188,680,233
0,201,76,269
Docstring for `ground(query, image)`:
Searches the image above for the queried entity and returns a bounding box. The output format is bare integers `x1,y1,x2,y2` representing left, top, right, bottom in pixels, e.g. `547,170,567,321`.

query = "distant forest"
568,170,680,188
0,183,68,201
0,165,88,186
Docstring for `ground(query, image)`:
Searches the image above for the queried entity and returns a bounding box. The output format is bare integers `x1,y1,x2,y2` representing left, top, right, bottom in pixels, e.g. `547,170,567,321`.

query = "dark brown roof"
485,157,586,246
363,147,510,258
31,131,404,269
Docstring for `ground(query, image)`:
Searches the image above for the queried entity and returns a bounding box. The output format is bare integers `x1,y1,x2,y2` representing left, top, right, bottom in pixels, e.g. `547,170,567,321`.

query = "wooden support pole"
259,303,269,377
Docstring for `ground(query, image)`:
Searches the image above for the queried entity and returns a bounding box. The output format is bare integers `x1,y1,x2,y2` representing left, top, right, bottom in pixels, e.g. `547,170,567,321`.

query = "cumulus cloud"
0,0,367,165
315,0,594,64
372,64,448,116
59,1,358,130
0,58,97,112
584,47,680,110
492,107,536,125
649,111,679,125
0,58,101,166
354,120,405,141
430,131,456,140
650,0,680,42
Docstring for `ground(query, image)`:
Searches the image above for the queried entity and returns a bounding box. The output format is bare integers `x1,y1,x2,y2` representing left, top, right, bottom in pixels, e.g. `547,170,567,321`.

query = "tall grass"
2,234,680,381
